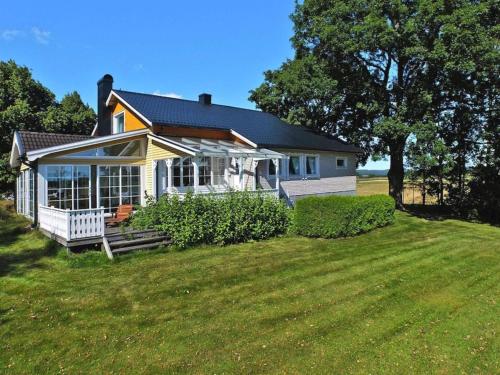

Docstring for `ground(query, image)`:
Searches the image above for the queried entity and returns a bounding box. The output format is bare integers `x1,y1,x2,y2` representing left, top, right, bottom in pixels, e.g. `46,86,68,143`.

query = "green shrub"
131,192,290,249
293,195,395,238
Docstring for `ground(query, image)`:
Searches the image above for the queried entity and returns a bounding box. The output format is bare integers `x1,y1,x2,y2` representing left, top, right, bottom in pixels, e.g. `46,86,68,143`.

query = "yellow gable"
112,102,148,132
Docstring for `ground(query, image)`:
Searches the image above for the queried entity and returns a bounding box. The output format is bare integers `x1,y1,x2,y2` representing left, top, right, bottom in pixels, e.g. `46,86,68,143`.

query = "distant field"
357,177,437,205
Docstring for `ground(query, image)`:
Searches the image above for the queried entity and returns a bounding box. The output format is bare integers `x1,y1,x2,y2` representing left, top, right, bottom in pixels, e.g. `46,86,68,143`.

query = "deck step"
109,235,169,248
105,228,159,239
111,240,171,254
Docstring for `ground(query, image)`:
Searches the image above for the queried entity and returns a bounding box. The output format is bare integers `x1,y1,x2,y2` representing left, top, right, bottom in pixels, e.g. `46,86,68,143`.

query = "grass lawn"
1,201,499,374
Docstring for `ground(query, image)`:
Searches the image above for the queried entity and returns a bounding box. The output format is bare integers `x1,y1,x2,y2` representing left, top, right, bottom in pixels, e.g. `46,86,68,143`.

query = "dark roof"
114,90,361,153
18,131,93,153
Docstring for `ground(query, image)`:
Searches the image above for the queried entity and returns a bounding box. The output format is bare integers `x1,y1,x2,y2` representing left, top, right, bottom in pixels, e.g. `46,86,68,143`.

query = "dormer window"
113,112,125,134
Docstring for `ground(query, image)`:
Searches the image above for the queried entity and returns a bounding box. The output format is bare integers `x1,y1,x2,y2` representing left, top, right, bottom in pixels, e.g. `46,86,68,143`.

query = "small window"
306,156,318,176
289,156,301,176
336,157,347,169
198,157,211,186
113,112,125,134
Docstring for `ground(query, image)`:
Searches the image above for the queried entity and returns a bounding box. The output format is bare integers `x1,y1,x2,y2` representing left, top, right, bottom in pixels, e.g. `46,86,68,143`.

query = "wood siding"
112,102,148,132
280,176,356,200
144,138,184,195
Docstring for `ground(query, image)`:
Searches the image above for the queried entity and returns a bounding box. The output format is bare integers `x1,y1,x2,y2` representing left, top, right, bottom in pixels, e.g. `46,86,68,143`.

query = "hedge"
293,195,395,238
131,192,290,249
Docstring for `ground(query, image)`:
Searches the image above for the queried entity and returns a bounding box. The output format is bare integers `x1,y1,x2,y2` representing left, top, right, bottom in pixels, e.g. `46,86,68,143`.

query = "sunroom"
11,130,287,246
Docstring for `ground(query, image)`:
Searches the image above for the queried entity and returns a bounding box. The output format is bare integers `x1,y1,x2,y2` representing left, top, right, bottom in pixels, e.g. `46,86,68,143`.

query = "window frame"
96,164,142,213
171,157,196,190
305,154,320,178
336,156,347,170
44,165,92,211
288,154,302,178
112,111,125,134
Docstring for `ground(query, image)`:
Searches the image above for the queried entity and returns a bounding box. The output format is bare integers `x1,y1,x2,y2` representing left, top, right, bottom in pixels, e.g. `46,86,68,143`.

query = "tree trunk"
388,143,405,209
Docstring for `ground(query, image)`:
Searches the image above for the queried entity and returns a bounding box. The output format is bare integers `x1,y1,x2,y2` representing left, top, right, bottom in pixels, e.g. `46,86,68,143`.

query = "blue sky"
1,0,388,169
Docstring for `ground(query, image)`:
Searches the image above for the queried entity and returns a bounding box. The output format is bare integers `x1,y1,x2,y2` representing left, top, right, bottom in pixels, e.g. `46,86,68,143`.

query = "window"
336,157,347,169
289,156,301,176
98,165,141,213
113,112,125,134
171,157,195,188
182,158,194,187
306,155,318,176
198,157,210,186
213,158,226,185
67,140,143,158
47,165,91,210
268,160,276,176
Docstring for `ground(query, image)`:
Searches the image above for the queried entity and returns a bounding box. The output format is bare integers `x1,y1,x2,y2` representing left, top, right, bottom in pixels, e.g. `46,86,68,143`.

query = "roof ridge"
113,89,275,117
18,130,92,137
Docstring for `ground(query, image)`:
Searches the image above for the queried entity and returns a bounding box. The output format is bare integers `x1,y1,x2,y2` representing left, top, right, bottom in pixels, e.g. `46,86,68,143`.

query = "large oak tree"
250,0,498,208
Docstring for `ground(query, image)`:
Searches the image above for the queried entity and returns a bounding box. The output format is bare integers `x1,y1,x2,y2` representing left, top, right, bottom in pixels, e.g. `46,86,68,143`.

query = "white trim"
43,164,92,211
9,131,24,167
26,129,150,161
91,123,98,136
230,129,258,148
112,111,125,134
336,156,347,169
105,90,153,126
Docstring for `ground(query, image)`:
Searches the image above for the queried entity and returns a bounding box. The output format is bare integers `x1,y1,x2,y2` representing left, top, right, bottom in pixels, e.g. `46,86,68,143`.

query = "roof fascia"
26,129,150,161
106,90,153,127
229,129,258,148
9,131,24,167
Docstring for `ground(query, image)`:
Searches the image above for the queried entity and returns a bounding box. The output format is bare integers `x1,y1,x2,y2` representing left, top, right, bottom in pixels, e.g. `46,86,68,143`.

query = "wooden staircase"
102,229,171,260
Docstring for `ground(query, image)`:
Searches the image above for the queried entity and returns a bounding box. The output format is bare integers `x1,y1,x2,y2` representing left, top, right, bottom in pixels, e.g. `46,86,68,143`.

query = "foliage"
131,192,290,248
0,60,96,193
293,195,395,238
250,0,499,207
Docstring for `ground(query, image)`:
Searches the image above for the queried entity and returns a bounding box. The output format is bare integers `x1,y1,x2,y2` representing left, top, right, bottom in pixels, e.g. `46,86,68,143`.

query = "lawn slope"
1,203,499,374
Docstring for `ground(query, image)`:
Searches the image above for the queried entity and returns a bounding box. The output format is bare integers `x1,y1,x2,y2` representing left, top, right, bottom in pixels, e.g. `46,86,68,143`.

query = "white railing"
39,205,105,241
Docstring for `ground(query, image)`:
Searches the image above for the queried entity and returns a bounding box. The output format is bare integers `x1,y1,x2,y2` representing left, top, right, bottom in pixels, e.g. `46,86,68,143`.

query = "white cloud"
152,90,182,99
31,27,50,44
133,63,144,71
1,29,22,41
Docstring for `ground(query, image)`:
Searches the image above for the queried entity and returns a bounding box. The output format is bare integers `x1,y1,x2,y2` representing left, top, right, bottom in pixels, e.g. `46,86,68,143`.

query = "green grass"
1,201,499,374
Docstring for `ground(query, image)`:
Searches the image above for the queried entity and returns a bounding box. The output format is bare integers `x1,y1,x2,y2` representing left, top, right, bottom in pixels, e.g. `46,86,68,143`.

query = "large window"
47,165,90,210
172,157,195,188
98,165,141,213
213,158,226,185
113,112,125,134
305,155,318,176
268,160,276,176
198,157,210,186
289,156,301,176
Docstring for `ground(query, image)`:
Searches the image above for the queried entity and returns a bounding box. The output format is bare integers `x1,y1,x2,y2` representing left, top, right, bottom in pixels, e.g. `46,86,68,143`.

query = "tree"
250,0,498,208
0,60,96,193
42,91,95,135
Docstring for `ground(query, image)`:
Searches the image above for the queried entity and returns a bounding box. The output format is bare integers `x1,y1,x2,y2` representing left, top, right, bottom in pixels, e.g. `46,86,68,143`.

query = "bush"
131,192,290,249
293,195,395,238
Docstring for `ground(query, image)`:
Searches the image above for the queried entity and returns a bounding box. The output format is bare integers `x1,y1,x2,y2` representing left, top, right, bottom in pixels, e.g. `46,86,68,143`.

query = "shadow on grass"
404,204,500,227
0,240,60,277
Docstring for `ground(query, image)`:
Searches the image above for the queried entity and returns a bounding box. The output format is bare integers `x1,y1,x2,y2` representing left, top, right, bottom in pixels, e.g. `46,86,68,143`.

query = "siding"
112,102,149,132
280,176,356,201
272,148,357,178
144,138,184,195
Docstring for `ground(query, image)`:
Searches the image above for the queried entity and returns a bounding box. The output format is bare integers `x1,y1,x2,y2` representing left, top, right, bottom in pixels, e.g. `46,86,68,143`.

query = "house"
10,74,361,248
